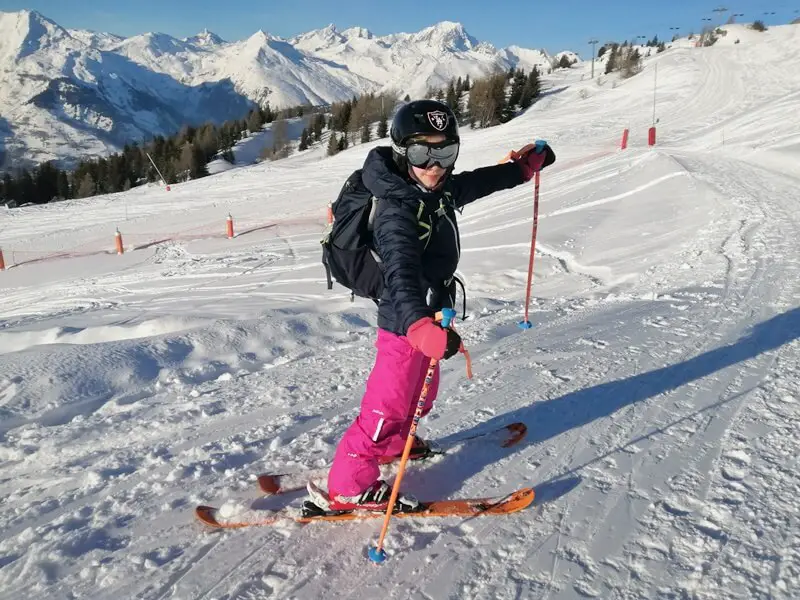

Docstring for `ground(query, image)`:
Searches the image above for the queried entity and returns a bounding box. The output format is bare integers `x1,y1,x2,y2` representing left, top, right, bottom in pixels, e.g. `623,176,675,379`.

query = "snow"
1,23,799,600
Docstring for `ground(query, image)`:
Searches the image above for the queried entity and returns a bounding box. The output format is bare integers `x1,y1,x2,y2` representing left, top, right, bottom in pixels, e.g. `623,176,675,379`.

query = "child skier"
316,99,555,512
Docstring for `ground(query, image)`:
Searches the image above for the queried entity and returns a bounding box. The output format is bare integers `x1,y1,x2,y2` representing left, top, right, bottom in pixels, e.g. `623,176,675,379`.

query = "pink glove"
516,142,555,182
407,317,462,360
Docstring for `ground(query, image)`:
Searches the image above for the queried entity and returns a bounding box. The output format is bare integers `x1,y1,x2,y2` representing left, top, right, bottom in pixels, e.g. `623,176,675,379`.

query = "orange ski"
257,422,527,495
196,487,534,529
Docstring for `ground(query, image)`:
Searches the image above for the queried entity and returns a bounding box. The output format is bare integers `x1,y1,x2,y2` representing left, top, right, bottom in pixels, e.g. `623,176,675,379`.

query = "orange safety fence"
0,142,631,274
0,212,326,271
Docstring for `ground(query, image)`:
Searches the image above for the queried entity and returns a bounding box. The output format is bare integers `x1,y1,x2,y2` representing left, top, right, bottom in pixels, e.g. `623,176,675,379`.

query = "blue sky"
2,0,798,54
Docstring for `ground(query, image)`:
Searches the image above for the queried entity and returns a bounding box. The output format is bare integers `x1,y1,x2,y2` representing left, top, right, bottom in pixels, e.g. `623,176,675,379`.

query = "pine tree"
313,114,325,141
360,122,371,144
377,115,388,139
34,162,60,203
605,44,619,74
270,119,291,159
508,69,526,109
247,109,264,134
1,173,14,205
520,67,541,110
463,75,471,91
452,91,463,122
106,155,126,192
298,128,310,151
57,170,70,200
76,173,96,198
622,47,643,78
331,100,352,133
261,102,274,123
445,80,458,111
18,169,36,204
327,132,340,156
338,135,348,152
177,142,206,180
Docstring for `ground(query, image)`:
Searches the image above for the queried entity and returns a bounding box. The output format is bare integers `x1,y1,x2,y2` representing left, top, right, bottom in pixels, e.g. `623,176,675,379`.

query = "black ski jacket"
356,146,527,335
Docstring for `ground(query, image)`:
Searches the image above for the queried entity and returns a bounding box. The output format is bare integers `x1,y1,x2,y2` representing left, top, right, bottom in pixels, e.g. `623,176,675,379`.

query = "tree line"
2,65,547,205
599,42,646,78
0,102,308,206
324,67,542,156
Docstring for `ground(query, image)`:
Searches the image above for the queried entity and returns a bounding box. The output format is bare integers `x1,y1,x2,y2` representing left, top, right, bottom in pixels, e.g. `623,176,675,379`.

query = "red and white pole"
115,228,124,255
226,214,235,239
649,64,658,147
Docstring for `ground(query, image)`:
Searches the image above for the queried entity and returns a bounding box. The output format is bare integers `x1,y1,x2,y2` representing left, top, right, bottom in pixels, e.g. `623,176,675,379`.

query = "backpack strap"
321,223,334,290
453,274,467,321
417,200,432,246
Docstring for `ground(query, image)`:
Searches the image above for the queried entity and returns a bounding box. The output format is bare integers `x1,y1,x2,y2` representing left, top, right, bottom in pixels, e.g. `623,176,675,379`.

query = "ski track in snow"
0,24,799,600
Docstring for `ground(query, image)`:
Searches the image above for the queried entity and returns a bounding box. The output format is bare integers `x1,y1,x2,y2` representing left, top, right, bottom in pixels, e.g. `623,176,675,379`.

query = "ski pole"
497,141,546,329
519,168,541,329
368,307,457,564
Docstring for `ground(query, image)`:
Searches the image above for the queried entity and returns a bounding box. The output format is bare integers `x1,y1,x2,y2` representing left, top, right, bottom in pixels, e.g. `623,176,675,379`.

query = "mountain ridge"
0,10,570,169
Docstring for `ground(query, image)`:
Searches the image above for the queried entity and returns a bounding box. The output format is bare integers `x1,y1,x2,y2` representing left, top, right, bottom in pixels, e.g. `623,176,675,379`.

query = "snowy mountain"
0,10,559,170
0,10,255,170
292,21,554,96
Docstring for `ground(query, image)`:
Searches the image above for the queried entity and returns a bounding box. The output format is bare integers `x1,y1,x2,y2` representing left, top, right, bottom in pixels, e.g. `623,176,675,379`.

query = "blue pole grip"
534,140,548,154
440,308,457,328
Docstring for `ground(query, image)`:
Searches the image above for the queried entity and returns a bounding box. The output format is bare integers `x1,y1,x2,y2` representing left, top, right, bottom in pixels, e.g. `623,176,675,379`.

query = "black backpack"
321,170,384,302
321,170,468,315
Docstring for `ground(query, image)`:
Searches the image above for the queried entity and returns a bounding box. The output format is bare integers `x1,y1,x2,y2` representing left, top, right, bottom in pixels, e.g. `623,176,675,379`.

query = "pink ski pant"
328,328,439,496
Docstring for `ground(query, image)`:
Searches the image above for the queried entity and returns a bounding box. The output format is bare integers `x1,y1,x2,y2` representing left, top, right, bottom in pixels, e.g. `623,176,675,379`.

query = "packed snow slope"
1,23,799,600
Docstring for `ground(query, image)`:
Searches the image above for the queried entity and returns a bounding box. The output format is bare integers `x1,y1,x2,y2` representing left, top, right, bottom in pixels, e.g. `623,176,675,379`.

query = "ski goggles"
403,140,460,169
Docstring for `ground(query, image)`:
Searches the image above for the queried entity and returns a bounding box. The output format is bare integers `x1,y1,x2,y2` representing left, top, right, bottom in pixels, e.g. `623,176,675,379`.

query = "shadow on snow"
425,306,800,501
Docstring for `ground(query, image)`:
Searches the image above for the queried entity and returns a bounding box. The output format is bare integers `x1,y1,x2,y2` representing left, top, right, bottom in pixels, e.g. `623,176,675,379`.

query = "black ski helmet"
390,99,459,171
